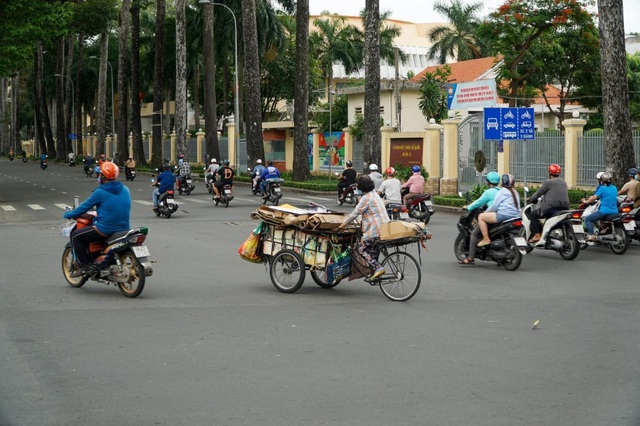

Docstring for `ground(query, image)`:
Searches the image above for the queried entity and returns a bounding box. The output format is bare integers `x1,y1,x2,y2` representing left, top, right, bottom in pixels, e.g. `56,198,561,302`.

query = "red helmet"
548,164,561,176
100,161,119,180
385,167,395,176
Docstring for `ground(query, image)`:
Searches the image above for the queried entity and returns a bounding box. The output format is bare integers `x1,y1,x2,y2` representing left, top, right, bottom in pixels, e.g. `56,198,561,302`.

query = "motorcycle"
338,183,361,206
152,179,179,218
577,200,630,254
384,201,410,221
520,190,584,260
401,188,435,225
177,174,195,195
125,168,136,181
84,164,94,177
9,153,14,161
22,154,27,163
204,168,216,195
213,184,234,207
453,207,527,271
249,168,261,196
622,204,640,243
40,159,48,170
60,211,153,298
69,158,76,167
261,178,284,206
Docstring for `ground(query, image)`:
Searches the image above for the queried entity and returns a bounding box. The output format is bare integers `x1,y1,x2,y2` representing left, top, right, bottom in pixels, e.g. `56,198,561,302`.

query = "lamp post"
89,56,116,140
54,73,75,155
198,0,239,169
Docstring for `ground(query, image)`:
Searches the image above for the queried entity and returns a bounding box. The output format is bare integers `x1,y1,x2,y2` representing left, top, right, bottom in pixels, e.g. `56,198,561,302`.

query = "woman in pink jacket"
402,166,424,207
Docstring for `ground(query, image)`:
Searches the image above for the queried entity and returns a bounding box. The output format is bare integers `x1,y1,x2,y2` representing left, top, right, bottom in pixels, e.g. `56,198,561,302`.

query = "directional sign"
68,133,77,140
483,107,535,140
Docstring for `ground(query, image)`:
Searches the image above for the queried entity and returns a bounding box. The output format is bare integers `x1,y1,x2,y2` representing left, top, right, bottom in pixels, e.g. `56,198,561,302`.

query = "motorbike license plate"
167,199,175,204
513,237,527,247
132,245,151,258
400,212,409,219
274,187,281,192
624,221,636,230
224,189,232,194
425,200,433,206
186,179,192,184
572,224,585,234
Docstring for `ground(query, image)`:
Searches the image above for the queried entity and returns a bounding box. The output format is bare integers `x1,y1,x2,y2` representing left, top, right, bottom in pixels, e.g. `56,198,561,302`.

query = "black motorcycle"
69,158,76,167
454,208,528,271
125,168,137,181
155,190,179,218
261,178,284,206
622,205,640,244
40,159,48,170
177,174,195,195
385,202,409,221
22,154,27,163
9,153,14,161
213,184,234,208
84,164,94,177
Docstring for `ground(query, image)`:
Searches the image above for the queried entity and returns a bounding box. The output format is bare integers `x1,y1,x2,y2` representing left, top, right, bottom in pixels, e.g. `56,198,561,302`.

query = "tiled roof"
409,57,500,84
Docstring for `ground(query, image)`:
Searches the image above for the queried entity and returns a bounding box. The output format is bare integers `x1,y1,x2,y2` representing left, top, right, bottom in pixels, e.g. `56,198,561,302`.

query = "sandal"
528,234,541,243
458,257,475,265
477,239,491,247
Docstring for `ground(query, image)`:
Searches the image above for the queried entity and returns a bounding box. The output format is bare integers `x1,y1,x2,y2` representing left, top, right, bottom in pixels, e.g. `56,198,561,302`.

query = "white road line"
180,198,209,204
55,204,68,209
1,205,17,211
307,196,332,201
133,200,154,205
28,204,46,210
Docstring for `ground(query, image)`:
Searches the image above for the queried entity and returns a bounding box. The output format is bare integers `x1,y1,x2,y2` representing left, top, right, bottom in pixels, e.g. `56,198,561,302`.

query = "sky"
310,0,640,34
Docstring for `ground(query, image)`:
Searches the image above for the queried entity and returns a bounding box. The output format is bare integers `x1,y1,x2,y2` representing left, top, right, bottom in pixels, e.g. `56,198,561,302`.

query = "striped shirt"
343,191,390,240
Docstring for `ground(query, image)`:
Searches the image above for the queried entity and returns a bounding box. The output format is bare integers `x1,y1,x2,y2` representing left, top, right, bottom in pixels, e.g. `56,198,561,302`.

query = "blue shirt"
253,165,265,176
64,181,131,235
157,170,176,194
486,187,521,220
261,166,280,180
595,184,618,214
467,187,499,211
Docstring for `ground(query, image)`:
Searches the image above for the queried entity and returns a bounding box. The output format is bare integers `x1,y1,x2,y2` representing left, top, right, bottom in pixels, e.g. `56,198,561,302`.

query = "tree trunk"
75,34,84,155
241,0,264,168
117,0,131,162
363,0,381,168
32,53,46,155
598,0,635,185
36,43,56,157
96,33,108,156
222,59,231,134
151,0,165,167
130,1,146,165
64,36,75,156
203,3,220,160
175,0,187,156
293,0,311,181
55,36,66,160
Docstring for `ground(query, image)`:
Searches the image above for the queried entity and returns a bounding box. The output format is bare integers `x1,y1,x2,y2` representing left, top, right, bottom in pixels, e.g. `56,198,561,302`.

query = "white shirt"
378,178,402,204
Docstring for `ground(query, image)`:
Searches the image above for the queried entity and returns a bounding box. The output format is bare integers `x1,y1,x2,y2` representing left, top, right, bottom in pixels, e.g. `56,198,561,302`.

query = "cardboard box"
307,213,346,230
379,221,421,241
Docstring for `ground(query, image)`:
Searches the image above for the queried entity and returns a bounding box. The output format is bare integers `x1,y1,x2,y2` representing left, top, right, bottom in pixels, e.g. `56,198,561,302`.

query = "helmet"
628,167,638,176
223,160,230,166
210,158,216,164
596,171,605,180
501,173,515,188
179,154,185,159
486,171,500,185
346,160,353,167
411,165,421,173
268,160,274,166
369,163,378,171
256,159,262,164
100,161,119,180
385,167,396,176
163,164,172,171
548,164,561,176
600,172,612,184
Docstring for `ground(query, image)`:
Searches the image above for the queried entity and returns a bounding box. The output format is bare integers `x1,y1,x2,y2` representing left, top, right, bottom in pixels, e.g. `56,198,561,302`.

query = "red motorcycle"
401,188,435,224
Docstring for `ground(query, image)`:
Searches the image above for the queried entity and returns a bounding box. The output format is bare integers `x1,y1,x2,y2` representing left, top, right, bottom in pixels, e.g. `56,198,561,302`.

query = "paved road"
1,159,639,426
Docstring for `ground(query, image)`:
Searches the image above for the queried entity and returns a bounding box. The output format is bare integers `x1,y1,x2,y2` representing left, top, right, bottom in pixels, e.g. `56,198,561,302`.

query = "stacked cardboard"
250,204,359,233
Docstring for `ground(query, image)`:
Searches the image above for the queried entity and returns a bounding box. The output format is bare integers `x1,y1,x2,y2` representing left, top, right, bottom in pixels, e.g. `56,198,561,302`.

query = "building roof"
409,56,500,84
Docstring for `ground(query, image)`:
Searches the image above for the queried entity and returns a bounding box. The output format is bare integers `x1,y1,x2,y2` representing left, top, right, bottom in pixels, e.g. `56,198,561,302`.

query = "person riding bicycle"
63,161,131,275
458,171,501,266
259,161,281,196
582,172,618,242
336,175,390,280
525,164,570,243
377,167,402,205
337,160,357,201
401,165,425,208
213,160,235,199
152,164,176,210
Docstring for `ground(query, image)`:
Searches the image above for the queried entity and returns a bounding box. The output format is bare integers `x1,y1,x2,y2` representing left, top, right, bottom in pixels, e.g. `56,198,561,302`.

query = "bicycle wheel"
270,249,305,293
379,251,421,301
310,268,341,288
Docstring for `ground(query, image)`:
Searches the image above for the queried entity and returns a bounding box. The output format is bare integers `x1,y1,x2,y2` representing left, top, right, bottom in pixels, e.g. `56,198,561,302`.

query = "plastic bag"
326,247,351,284
582,201,600,218
238,222,265,263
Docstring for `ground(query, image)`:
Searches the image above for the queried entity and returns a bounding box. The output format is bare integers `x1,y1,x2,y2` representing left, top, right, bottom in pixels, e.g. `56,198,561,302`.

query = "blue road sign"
483,107,535,140
68,133,77,140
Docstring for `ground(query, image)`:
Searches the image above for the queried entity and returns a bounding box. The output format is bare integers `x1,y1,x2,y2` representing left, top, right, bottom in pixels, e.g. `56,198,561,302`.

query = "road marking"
28,204,46,210
1,205,17,211
134,200,154,205
55,204,68,210
307,196,332,201
180,198,209,204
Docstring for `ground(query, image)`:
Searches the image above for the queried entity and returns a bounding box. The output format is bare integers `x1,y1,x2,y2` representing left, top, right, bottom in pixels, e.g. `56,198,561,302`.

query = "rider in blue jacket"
259,161,281,196
153,165,176,209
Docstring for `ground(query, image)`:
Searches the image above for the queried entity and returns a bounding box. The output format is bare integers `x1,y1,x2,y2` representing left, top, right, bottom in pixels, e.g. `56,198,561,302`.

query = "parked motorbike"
177,174,195,195
152,179,179,218
261,178,284,206
213,184,234,207
454,207,527,271
520,190,584,260
577,200,630,254
338,183,361,206
125,167,136,181
400,188,435,224
60,211,153,298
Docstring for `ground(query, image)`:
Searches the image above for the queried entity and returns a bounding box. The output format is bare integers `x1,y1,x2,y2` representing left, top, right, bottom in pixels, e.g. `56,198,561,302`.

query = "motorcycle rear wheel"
610,226,630,255
501,237,523,271
61,247,88,288
117,251,145,298
224,197,229,207
453,235,468,261
558,226,580,260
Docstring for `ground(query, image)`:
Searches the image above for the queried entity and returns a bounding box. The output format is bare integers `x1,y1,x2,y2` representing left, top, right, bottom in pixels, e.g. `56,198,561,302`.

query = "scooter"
577,200,630,254
125,168,136,181
69,158,76,167
261,178,284,206
213,184,234,208
338,183,361,206
520,190,584,260
152,179,179,218
177,174,195,195
22,154,27,163
84,164,94,177
621,204,640,243
401,188,435,225
9,153,14,161
453,205,527,271
60,210,153,298
40,159,48,170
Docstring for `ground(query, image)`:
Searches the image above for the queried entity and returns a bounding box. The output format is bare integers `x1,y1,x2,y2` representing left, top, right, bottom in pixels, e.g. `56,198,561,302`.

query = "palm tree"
363,0,380,167
293,0,311,182
427,0,486,63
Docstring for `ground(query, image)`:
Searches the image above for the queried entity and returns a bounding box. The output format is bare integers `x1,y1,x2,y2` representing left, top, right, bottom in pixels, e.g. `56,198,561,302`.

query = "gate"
457,112,498,191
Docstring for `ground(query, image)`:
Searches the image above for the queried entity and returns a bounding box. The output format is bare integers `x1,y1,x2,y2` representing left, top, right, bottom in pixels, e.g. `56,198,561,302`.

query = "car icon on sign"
521,121,532,128
487,118,498,130
504,111,515,119
504,122,516,129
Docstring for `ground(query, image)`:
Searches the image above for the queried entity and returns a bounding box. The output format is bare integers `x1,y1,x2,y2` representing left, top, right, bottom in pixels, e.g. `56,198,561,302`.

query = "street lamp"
54,73,75,155
198,0,239,169
89,56,115,140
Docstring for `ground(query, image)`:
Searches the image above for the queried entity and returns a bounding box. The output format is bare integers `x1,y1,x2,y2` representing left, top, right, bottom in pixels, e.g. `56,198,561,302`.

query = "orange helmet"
100,161,119,180
385,167,395,176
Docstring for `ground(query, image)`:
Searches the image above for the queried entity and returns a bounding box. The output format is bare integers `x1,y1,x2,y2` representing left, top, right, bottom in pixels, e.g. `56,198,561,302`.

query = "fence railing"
509,130,565,184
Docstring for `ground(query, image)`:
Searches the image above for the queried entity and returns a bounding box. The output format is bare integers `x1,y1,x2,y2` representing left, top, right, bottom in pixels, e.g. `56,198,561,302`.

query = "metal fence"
458,114,498,191
509,130,565,184
577,129,640,186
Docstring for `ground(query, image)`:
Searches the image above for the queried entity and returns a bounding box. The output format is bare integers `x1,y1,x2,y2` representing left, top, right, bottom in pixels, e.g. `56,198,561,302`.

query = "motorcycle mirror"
458,191,463,198
523,186,530,193
150,179,155,183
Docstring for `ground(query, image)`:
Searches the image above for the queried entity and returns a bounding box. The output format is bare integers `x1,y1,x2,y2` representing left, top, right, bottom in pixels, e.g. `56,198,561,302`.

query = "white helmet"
256,159,262,164
596,171,604,180
211,158,217,164
368,163,378,171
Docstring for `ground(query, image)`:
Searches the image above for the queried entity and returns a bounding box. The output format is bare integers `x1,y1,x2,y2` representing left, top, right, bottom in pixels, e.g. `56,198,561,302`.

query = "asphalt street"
0,158,639,426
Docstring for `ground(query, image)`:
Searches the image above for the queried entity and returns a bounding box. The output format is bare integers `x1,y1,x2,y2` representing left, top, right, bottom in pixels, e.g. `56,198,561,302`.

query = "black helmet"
346,160,353,167
163,164,172,171
268,160,274,166
501,173,515,188
223,160,230,166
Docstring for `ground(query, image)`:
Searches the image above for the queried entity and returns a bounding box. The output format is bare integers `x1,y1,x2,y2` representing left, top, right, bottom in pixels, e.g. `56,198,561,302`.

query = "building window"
379,106,385,114
355,107,362,115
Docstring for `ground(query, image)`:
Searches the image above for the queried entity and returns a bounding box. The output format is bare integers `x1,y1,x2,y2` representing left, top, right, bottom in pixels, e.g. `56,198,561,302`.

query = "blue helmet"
628,168,638,176
411,165,421,173
486,171,500,185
